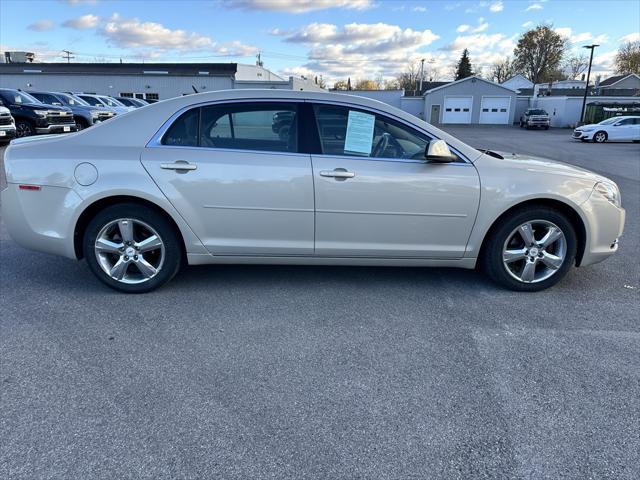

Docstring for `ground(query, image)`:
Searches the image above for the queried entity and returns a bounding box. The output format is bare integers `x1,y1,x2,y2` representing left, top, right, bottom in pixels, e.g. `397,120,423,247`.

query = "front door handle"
160,160,197,172
319,168,355,179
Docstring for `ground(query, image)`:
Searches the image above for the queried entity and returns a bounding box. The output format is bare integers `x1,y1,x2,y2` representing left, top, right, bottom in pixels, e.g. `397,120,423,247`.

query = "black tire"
481,206,577,292
593,131,607,143
544,126,549,130
15,119,35,138
75,117,89,131
83,203,182,293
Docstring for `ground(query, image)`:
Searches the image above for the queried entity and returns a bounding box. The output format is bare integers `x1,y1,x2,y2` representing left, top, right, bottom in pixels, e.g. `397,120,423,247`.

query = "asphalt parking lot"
1,127,639,479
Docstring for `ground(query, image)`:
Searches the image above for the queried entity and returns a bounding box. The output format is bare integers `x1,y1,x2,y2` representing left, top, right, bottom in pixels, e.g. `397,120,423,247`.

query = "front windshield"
58,93,90,107
3,90,41,105
528,109,548,115
99,96,125,107
598,117,621,125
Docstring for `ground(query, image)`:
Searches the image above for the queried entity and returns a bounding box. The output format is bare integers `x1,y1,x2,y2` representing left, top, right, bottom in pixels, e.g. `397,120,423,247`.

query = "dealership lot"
1,127,638,478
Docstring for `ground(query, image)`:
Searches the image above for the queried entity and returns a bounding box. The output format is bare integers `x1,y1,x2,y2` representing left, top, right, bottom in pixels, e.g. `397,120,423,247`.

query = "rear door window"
200,102,298,153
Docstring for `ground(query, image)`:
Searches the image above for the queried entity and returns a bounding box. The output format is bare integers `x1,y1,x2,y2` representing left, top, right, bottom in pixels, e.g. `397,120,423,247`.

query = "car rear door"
141,101,315,255
308,103,480,258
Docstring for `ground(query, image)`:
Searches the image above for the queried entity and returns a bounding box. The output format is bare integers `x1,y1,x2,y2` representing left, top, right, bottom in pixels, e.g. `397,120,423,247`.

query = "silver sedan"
1,90,625,292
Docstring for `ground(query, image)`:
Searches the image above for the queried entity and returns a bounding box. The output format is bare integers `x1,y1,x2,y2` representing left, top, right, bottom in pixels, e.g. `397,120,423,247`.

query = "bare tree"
332,80,349,90
614,41,640,74
396,62,420,92
354,79,379,90
490,58,517,83
563,54,589,79
513,25,567,83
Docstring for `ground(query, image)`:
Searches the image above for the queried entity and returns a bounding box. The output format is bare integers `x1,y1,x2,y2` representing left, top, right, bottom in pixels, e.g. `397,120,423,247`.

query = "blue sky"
1,0,638,84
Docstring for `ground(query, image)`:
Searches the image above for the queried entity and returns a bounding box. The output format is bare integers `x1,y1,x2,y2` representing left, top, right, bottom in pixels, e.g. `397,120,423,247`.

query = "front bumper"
579,187,625,266
0,125,16,141
35,123,78,134
572,130,593,140
527,120,550,127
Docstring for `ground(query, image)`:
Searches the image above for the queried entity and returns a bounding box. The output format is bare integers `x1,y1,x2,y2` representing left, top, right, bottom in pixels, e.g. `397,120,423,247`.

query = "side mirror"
425,139,456,163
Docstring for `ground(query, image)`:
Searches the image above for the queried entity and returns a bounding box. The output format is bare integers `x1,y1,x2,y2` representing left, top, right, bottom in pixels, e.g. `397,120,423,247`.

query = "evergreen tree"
455,49,473,80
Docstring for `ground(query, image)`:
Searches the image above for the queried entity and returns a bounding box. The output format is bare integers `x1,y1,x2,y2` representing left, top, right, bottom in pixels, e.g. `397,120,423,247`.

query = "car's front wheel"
481,207,577,291
15,119,34,138
83,203,182,293
593,131,607,143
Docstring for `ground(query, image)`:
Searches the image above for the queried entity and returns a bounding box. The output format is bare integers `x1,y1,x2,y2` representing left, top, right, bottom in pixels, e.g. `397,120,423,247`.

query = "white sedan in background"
572,116,640,143
1,90,626,293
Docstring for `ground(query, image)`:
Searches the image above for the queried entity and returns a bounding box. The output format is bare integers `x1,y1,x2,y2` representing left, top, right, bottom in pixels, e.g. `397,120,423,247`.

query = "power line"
61,50,75,63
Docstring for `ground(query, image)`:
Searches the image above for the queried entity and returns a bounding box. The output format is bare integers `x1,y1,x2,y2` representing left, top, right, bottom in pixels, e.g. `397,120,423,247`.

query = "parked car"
75,94,131,115
0,105,17,144
28,91,114,130
519,108,550,129
1,90,625,293
114,97,149,108
572,116,640,143
0,88,77,137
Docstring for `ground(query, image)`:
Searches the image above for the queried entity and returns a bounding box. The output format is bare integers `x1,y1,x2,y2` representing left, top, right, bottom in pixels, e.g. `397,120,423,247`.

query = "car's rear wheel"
593,131,607,143
83,204,182,293
481,207,577,291
15,119,34,137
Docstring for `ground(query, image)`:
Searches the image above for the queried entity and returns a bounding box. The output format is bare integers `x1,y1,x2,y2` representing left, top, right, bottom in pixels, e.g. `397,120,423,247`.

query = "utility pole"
580,44,599,124
419,58,425,93
61,50,74,63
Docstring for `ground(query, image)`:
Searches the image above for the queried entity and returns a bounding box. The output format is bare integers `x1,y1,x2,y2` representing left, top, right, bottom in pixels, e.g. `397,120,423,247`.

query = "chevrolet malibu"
1,90,625,293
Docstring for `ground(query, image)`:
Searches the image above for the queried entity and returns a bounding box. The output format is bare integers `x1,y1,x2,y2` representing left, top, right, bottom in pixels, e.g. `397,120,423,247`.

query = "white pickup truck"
0,105,17,144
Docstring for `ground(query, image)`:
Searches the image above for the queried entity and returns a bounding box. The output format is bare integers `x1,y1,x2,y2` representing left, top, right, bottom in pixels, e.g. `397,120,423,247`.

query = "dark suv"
0,88,77,137
28,91,114,130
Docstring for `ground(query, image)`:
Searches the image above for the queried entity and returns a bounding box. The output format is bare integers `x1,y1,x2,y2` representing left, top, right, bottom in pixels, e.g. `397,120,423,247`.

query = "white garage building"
423,76,518,125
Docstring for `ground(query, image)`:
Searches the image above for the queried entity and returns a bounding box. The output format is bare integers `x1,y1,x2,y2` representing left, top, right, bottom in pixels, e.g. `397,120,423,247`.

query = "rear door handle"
319,168,355,179
160,161,197,172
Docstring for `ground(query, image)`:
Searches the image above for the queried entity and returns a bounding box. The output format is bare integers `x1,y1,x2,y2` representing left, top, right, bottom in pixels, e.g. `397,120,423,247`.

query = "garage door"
443,97,472,124
480,96,511,124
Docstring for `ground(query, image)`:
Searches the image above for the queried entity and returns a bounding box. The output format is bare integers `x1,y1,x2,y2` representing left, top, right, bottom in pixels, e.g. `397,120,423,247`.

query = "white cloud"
457,24,470,33
273,22,440,82
65,0,98,4
97,14,256,56
489,1,504,12
525,3,543,11
225,0,373,13
473,18,489,33
521,21,533,28
63,14,99,29
620,32,640,43
413,6,427,12
28,20,55,32
555,27,608,46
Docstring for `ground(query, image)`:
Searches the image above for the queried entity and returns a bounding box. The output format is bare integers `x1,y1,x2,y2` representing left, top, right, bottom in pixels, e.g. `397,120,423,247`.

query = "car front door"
141,101,315,255
612,118,637,140
309,103,480,258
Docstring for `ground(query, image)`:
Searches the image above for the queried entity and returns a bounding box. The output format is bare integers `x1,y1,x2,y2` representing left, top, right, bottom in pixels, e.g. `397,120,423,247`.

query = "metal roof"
0,62,238,76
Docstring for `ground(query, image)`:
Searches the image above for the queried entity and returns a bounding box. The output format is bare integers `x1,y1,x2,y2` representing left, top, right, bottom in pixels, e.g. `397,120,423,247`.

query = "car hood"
485,150,610,183
575,123,600,130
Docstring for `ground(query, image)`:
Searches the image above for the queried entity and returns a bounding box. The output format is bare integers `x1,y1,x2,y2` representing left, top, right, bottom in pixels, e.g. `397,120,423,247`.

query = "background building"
0,60,323,101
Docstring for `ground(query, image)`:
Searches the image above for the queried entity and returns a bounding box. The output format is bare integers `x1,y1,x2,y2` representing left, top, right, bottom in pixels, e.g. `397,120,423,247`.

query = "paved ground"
1,127,639,479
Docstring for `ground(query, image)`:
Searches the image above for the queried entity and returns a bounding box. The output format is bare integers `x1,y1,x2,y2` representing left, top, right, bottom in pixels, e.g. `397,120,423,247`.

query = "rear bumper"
1,183,81,259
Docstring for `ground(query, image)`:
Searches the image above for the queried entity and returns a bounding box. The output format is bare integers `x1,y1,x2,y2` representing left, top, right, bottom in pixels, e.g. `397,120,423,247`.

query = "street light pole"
580,44,599,124
419,58,425,94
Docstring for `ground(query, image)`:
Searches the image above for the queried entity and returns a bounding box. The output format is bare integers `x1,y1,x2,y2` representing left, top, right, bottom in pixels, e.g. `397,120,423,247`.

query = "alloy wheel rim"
16,123,31,137
595,133,605,142
94,218,165,284
502,220,567,284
